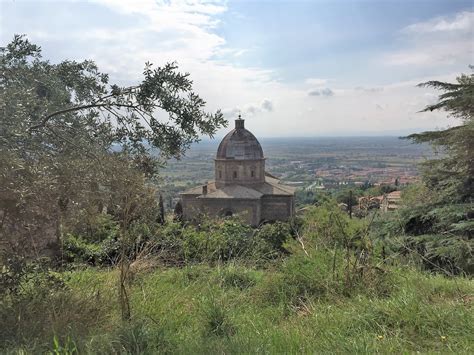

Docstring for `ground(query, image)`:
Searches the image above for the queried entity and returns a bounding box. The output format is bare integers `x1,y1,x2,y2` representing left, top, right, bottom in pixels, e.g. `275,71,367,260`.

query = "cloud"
402,11,473,34
308,88,334,97
383,39,471,67
222,107,241,118
382,10,473,68
261,99,273,111
355,86,384,93
305,78,329,86
223,99,274,119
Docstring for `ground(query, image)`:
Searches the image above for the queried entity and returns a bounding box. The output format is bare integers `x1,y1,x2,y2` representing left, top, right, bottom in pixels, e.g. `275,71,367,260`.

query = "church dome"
216,118,264,160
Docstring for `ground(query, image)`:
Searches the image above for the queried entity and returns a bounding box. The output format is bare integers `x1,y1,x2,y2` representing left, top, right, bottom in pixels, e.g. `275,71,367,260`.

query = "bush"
0,258,109,352
372,202,474,275
255,222,290,253
300,202,367,249
151,219,291,266
255,250,393,311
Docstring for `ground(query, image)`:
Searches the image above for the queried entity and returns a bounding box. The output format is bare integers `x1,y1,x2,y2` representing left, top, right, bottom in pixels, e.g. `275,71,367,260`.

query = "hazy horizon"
201,128,434,140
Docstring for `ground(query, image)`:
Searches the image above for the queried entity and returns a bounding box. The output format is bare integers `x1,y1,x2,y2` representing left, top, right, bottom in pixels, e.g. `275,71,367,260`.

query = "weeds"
201,295,236,337
215,265,257,290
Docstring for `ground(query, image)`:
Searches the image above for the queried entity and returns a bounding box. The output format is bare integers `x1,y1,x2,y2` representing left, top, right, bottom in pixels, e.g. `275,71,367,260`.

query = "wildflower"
441,336,447,342
377,335,384,340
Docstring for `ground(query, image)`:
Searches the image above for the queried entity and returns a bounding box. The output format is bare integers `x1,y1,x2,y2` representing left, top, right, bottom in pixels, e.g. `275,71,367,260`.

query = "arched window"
219,171,222,179
233,171,237,179
251,170,255,178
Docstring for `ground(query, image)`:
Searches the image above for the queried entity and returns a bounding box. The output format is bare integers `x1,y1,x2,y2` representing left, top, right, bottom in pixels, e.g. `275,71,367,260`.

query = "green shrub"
68,212,119,244
300,202,367,249
63,234,105,265
254,221,291,254
152,219,290,266
372,202,474,275
256,252,339,308
0,260,109,353
256,251,393,310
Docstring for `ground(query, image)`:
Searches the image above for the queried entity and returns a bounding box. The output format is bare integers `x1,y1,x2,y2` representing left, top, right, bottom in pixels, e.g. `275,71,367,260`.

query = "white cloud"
308,88,334,97
402,11,474,34
355,86,384,93
382,10,473,68
383,40,471,66
305,78,329,86
223,98,274,119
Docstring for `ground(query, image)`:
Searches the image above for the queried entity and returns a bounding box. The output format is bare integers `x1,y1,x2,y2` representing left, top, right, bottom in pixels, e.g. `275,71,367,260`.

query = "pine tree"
407,67,474,202
378,67,474,274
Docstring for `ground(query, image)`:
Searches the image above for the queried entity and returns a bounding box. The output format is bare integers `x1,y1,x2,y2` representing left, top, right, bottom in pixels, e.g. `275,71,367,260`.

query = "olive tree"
0,35,226,258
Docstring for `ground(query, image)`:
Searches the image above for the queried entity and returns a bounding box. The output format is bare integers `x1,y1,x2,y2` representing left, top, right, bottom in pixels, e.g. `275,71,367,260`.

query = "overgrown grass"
2,251,472,354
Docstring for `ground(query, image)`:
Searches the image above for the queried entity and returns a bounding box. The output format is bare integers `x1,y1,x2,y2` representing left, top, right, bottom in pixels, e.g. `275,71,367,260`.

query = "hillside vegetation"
1,205,473,354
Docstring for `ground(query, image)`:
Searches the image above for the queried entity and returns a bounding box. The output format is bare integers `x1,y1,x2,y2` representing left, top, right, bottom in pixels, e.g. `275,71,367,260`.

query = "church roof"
216,118,264,160
180,175,295,199
255,178,296,196
198,184,263,199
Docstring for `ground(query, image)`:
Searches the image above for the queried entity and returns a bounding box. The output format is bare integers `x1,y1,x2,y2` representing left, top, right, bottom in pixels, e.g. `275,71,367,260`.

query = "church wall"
183,194,295,225
181,195,261,226
261,195,294,222
181,194,202,221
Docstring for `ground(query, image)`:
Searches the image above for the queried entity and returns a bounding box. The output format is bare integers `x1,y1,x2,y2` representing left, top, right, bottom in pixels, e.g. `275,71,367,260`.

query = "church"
180,116,295,226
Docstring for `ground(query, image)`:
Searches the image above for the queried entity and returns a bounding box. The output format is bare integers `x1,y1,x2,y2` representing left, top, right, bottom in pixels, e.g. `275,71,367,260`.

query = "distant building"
381,190,402,212
359,190,402,213
180,117,295,226
358,195,384,211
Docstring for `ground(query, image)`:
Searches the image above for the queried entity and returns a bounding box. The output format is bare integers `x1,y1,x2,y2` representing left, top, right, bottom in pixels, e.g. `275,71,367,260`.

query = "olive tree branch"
28,102,141,131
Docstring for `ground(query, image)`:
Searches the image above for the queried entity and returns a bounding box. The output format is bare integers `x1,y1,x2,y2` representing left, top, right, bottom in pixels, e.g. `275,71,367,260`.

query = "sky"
1,0,473,137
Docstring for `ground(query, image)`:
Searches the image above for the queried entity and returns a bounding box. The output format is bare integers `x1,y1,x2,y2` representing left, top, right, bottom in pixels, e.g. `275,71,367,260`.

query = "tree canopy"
406,68,474,202
375,68,474,275
0,35,226,258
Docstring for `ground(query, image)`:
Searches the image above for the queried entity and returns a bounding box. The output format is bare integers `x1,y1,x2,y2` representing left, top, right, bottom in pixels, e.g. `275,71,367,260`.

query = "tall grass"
1,232,473,354
3,253,472,354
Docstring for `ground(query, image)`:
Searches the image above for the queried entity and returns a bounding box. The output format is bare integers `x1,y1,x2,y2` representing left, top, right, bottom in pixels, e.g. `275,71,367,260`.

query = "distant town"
158,136,434,209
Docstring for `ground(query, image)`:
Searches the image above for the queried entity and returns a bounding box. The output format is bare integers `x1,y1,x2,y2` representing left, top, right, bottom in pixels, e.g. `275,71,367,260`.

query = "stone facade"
180,118,295,226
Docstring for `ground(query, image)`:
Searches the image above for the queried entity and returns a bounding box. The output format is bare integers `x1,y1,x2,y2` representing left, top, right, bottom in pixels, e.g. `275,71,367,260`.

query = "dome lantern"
235,115,245,129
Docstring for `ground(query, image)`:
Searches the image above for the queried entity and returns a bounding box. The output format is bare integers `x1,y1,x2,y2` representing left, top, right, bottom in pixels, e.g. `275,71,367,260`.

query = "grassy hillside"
2,249,473,354
1,203,472,354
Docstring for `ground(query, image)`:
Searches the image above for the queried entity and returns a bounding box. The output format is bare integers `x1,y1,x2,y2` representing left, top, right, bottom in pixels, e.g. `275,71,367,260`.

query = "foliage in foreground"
1,204,472,354
62,217,291,267
1,253,472,354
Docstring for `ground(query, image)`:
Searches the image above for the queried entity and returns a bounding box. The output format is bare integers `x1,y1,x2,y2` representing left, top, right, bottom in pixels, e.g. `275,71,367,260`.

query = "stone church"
180,116,295,226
